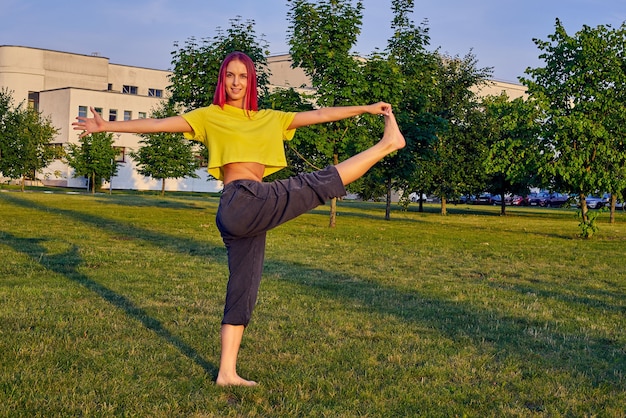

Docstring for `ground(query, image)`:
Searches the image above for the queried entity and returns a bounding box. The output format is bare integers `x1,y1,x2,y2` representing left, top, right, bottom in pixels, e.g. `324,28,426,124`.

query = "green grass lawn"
1,190,625,417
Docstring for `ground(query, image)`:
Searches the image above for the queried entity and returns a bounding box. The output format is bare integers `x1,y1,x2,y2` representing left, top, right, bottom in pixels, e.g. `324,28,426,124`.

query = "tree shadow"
1,193,224,260
94,194,212,210
0,195,220,380
1,231,218,379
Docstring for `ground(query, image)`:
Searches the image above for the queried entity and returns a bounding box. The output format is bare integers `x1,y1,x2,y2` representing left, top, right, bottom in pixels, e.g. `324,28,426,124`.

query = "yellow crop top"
182,104,297,180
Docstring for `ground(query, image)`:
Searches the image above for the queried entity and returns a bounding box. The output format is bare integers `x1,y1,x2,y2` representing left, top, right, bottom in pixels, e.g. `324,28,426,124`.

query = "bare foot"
382,111,406,152
216,373,258,387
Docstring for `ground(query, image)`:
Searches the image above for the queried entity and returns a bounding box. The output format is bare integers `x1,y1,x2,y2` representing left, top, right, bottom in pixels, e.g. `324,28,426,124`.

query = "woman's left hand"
367,102,392,116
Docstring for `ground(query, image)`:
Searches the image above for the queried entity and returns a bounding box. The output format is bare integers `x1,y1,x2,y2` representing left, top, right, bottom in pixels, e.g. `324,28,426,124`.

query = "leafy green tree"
600,24,626,223
382,0,442,216
521,20,626,234
482,93,543,215
129,102,201,196
260,87,318,180
168,16,271,110
288,0,373,226
0,88,60,191
427,52,493,215
65,132,119,194
346,53,404,218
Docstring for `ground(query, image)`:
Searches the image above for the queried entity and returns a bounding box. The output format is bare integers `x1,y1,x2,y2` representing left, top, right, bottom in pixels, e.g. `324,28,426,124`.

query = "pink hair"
213,51,258,111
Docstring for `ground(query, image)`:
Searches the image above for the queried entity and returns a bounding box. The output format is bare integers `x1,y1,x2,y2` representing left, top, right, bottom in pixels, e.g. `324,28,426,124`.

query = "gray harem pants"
215,166,346,326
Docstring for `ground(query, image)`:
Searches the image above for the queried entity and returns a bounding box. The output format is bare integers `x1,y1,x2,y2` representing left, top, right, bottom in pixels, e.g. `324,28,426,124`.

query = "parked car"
546,193,570,208
511,195,525,206
585,196,604,209
473,193,493,205
491,194,511,206
527,192,549,207
602,193,625,210
491,194,524,206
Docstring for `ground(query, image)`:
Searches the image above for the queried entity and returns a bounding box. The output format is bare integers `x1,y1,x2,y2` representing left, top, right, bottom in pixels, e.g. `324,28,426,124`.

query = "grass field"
1,189,625,417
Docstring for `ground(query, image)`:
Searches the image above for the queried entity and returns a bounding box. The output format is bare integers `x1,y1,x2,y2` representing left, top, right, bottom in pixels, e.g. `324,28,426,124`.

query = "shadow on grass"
0,194,220,380
1,230,218,379
93,193,215,210
488,280,626,316
1,192,224,260
326,200,553,220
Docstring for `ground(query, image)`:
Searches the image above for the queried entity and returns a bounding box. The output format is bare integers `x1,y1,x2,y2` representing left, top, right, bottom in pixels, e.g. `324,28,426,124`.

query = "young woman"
73,51,405,386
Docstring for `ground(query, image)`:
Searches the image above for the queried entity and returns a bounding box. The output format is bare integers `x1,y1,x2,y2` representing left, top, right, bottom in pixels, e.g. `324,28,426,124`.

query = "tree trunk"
418,189,424,213
441,196,448,216
20,176,25,192
384,177,392,220
500,192,506,216
91,173,96,194
161,179,166,196
329,198,337,228
328,152,339,228
580,193,588,222
609,194,616,224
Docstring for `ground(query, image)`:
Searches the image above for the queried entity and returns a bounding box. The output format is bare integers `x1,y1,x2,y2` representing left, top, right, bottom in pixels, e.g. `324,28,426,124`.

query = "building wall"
477,79,527,100
0,46,109,101
0,45,221,193
267,54,312,90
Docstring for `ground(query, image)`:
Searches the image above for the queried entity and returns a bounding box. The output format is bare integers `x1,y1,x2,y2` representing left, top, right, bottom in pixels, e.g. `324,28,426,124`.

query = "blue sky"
1,0,624,83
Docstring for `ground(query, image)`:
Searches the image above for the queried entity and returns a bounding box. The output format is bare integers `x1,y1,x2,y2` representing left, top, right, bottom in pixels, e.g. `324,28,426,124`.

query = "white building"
0,45,219,192
1,46,527,192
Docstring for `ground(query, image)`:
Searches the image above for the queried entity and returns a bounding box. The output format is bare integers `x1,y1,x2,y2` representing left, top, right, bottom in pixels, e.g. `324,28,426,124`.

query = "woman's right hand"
72,106,105,138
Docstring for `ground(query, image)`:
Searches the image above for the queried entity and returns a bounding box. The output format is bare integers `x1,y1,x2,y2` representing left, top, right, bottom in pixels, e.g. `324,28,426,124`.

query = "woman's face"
224,59,248,107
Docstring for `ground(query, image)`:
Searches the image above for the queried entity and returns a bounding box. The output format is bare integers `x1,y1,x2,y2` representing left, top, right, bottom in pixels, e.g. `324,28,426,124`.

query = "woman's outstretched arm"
288,102,392,130
72,106,192,138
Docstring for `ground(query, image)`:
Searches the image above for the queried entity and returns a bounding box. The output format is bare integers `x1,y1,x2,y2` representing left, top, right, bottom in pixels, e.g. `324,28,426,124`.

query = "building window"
138,112,147,119
109,109,117,122
28,92,40,111
78,106,88,118
122,85,138,95
113,146,126,163
148,88,163,97
94,107,103,116
107,83,113,91
124,110,132,121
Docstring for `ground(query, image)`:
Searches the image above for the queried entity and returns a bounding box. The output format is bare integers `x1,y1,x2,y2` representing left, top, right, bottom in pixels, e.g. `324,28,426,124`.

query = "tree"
288,0,372,227
346,53,407,218
129,102,201,196
168,16,271,110
426,52,493,215
521,20,626,235
382,0,442,217
482,93,543,215
65,132,119,194
259,87,320,180
0,88,60,191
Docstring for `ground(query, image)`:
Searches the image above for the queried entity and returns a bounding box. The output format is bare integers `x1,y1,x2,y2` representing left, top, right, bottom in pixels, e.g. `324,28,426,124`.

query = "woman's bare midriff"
222,162,265,185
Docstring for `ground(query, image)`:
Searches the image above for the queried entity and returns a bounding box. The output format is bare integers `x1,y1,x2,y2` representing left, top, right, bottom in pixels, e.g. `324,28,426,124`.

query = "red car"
511,195,525,206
